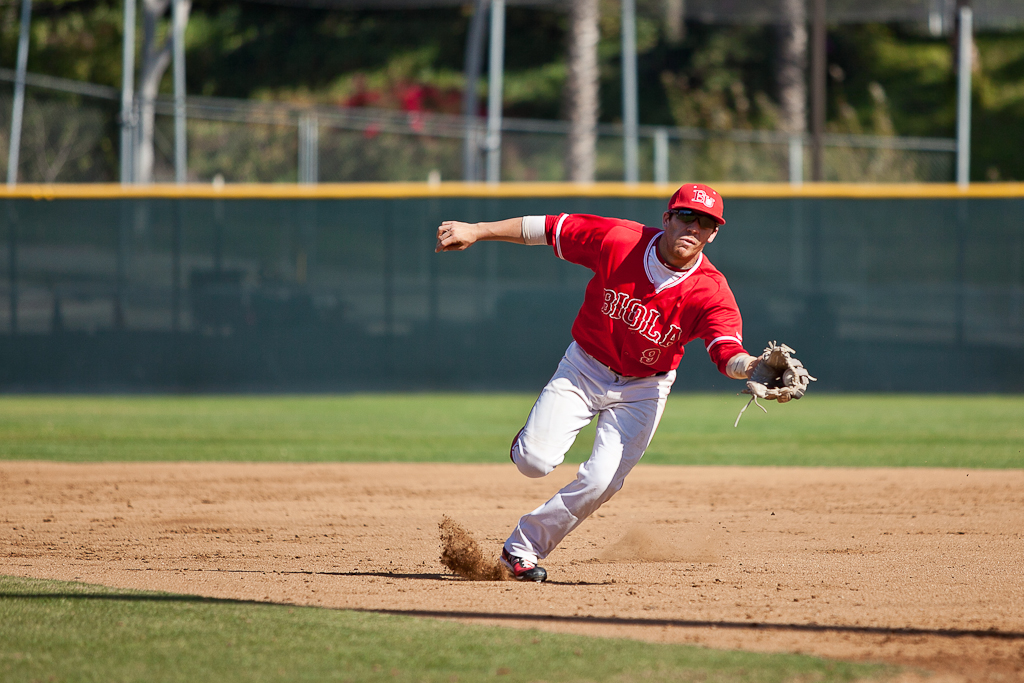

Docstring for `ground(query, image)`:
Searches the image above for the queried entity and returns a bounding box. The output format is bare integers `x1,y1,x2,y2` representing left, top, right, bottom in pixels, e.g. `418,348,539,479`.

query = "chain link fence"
115,97,964,184
2,72,956,185
0,89,119,183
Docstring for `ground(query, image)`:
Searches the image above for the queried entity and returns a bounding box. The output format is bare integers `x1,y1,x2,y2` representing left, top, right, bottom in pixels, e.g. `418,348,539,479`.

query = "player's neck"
656,238,697,272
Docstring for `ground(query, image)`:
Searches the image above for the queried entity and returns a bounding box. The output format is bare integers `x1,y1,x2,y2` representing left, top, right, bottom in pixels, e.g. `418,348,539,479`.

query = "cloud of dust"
438,516,510,581
599,525,720,563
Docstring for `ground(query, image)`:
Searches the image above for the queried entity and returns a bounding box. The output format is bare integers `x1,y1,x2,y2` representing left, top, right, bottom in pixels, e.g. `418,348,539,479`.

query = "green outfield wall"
1,183,1022,392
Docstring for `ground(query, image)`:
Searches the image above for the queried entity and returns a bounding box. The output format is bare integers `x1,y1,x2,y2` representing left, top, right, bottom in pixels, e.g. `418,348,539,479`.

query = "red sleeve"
544,214,645,271
695,281,748,375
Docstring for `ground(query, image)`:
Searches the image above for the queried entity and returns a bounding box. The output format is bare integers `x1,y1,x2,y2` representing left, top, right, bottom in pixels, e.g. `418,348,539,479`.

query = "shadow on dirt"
322,570,609,585
363,608,1024,641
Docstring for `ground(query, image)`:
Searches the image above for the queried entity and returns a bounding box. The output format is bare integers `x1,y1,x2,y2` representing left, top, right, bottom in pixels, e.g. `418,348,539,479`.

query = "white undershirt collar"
643,232,702,293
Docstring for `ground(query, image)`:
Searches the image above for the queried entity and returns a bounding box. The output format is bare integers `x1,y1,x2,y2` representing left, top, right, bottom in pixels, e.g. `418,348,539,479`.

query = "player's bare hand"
435,221,478,252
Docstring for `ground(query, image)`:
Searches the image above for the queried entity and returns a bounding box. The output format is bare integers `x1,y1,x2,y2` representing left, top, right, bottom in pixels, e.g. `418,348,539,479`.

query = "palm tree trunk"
565,0,599,183
137,0,191,183
777,0,807,137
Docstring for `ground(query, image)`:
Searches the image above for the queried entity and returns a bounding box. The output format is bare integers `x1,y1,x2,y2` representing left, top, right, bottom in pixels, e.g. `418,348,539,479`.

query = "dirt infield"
2,462,1022,682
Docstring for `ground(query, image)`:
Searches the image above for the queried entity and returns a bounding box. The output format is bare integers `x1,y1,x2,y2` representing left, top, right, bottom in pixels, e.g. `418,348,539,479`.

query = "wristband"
726,353,757,380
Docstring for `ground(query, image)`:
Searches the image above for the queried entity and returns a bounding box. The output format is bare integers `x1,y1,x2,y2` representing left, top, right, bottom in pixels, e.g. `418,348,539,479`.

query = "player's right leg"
502,343,600,580
509,344,598,478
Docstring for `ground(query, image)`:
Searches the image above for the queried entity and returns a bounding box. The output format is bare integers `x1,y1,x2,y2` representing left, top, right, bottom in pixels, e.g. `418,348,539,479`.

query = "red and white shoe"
501,548,548,582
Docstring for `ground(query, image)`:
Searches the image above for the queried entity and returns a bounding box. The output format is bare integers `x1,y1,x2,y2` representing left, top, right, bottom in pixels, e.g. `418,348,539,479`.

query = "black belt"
612,368,668,379
583,347,668,379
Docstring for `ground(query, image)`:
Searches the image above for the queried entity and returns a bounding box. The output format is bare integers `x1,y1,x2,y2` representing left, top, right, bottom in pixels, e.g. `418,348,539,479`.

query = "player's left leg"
560,391,671,524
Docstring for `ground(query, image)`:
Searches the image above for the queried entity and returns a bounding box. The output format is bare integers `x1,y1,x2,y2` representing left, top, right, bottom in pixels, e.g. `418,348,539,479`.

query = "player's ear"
707,228,719,243
662,211,672,229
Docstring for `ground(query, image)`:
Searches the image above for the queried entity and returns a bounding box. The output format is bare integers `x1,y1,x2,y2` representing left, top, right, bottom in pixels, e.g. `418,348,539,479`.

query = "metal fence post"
383,205,395,351
621,0,639,184
172,0,187,184
6,209,17,334
956,6,973,188
789,133,804,187
6,0,32,186
172,201,182,332
810,0,826,181
954,199,968,346
132,100,141,181
486,0,505,184
115,204,129,330
462,0,489,181
466,125,483,182
298,114,319,184
789,198,804,290
654,128,669,184
120,0,136,184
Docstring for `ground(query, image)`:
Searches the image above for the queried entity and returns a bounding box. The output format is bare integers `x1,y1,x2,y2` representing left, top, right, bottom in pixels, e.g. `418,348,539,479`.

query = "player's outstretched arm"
435,218,525,252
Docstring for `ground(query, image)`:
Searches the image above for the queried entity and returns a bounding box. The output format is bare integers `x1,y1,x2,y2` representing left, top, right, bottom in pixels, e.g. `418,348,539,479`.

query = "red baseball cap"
668,183,725,226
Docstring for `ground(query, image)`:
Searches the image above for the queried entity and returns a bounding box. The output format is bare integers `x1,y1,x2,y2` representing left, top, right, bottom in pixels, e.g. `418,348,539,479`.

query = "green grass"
0,394,1021,468
4,394,1001,682
0,575,897,683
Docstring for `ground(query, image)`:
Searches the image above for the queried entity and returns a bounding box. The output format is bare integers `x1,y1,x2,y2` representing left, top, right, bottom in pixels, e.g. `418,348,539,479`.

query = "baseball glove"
734,342,816,426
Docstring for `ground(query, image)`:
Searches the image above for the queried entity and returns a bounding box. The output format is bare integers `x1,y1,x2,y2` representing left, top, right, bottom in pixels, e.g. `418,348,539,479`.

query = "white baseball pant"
504,341,676,563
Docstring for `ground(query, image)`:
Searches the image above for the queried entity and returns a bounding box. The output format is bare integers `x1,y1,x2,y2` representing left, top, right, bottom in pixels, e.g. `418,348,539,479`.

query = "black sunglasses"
669,210,718,231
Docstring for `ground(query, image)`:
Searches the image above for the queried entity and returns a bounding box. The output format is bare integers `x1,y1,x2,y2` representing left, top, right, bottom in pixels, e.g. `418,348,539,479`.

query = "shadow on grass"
365,608,1024,642
0,592,272,607
4,589,1022,641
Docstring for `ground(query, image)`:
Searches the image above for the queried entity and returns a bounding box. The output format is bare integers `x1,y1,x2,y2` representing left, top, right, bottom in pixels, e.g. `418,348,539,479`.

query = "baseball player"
435,183,812,582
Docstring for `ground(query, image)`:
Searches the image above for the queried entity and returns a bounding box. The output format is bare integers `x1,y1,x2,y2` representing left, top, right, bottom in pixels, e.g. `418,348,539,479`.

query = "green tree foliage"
2,0,1023,179
0,0,124,85
972,32,1024,181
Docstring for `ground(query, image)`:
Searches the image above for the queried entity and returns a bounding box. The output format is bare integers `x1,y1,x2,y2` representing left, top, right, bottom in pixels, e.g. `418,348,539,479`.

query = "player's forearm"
472,218,527,243
435,218,525,252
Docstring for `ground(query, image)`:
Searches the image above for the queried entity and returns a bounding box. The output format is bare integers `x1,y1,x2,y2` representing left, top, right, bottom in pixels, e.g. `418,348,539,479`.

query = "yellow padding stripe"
1,182,1023,200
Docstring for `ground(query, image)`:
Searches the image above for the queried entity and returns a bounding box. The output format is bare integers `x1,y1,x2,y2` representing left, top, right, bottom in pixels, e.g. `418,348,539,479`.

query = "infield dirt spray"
439,516,510,581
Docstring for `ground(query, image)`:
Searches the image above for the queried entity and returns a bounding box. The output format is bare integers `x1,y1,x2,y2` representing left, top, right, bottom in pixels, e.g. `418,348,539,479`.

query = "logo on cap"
692,188,716,208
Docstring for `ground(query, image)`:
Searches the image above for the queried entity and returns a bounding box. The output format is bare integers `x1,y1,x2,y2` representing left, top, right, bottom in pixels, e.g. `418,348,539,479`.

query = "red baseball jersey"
544,213,748,377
